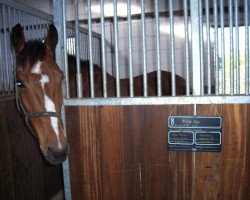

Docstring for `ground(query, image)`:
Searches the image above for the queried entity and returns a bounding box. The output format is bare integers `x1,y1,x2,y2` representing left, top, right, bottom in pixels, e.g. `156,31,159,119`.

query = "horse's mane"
17,40,45,68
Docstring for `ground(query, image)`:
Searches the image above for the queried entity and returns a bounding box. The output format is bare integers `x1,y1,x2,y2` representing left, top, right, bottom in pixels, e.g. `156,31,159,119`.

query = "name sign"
168,116,222,152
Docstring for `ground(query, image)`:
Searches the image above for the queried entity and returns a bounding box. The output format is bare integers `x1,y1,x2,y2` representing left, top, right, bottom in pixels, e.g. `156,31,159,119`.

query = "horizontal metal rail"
64,96,250,106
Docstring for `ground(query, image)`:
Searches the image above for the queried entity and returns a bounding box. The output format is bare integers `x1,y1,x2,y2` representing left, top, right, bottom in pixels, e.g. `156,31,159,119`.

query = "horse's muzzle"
44,144,70,165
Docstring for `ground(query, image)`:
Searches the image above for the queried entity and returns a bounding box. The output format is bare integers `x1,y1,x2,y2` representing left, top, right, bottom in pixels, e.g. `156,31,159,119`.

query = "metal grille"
0,0,101,99
53,0,250,105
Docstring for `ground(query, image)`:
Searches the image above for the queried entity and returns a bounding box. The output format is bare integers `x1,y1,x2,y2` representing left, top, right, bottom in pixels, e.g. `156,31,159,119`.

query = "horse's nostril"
48,146,68,160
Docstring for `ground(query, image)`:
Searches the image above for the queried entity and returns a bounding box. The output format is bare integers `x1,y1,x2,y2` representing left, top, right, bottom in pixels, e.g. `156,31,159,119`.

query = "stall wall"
66,104,250,200
0,99,64,200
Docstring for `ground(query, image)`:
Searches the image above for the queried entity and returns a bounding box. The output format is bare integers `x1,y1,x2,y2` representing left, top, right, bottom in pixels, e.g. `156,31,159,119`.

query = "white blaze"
31,61,42,74
31,61,62,149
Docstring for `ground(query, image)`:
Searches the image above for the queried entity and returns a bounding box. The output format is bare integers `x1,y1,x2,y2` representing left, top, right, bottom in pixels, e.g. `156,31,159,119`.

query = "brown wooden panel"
0,99,63,200
193,105,222,200
219,104,249,200
66,104,250,200
67,106,102,200
246,105,250,199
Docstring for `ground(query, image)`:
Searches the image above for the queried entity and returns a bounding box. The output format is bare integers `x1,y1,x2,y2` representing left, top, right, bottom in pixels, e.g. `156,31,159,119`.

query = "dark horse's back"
68,55,187,97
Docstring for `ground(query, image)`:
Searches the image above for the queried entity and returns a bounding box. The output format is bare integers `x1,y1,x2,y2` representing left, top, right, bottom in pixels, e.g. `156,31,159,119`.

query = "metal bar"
220,0,225,94
9,6,15,92
3,5,9,93
100,0,107,97
75,0,83,98
199,0,204,95
7,6,13,93
184,0,190,96
64,96,250,106
0,6,4,95
234,0,240,94
229,0,234,95
213,0,219,95
245,0,249,95
113,0,120,97
87,0,94,98
169,0,176,96
154,0,161,96
190,0,201,95
141,0,148,97
127,0,134,97
53,1,72,199
63,0,70,98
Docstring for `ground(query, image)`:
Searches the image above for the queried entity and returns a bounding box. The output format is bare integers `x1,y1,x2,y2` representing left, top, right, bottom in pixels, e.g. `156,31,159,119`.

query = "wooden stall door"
66,104,250,200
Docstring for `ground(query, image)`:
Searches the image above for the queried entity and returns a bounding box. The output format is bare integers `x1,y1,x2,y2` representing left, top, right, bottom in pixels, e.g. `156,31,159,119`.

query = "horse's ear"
44,24,58,52
11,24,25,55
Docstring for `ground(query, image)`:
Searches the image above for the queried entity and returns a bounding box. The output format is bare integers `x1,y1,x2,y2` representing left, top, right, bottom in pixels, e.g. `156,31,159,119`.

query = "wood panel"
66,104,250,200
0,99,64,200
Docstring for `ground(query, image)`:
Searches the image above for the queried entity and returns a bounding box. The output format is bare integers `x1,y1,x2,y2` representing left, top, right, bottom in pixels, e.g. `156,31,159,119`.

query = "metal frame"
64,96,250,106
53,2,71,200
59,0,249,105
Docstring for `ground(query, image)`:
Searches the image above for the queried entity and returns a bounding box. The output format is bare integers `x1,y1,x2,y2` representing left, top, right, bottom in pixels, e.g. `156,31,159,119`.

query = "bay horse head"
11,24,69,165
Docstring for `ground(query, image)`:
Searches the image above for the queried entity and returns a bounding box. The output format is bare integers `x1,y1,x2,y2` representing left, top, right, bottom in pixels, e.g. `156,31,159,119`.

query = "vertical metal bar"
87,0,94,98
3,5,9,94
245,0,249,95
229,0,234,95
199,0,204,95
7,6,13,93
141,0,148,97
213,0,219,95
63,0,70,98
113,0,120,97
154,0,162,96
234,0,240,94
0,6,4,95
220,0,225,94
127,0,134,97
100,0,107,97
184,0,190,96
169,0,176,96
53,1,72,200
190,0,201,95
9,7,15,93
75,0,83,98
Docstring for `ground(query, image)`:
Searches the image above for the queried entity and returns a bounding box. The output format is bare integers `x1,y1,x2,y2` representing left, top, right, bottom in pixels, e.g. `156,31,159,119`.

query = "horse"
11,24,69,165
67,56,187,97
11,23,187,165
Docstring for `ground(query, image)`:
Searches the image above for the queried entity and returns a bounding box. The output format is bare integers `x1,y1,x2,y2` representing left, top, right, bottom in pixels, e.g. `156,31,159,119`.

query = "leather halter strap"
15,83,62,138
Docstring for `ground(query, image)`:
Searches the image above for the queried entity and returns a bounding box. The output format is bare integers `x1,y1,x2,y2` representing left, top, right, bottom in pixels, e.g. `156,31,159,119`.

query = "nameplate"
168,116,222,152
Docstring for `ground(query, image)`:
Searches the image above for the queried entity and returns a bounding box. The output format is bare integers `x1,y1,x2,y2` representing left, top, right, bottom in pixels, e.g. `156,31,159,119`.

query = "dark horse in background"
11,23,187,165
68,55,187,97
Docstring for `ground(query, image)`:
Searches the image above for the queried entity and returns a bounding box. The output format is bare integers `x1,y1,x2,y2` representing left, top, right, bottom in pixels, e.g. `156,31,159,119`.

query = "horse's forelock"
16,40,46,69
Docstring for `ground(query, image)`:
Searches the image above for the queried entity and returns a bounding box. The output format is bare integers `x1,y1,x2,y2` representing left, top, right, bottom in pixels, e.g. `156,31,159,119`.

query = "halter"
15,82,62,138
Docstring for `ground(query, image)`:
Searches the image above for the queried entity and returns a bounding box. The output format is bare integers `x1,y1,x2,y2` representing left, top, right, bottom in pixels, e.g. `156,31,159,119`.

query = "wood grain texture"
0,99,64,200
66,104,250,200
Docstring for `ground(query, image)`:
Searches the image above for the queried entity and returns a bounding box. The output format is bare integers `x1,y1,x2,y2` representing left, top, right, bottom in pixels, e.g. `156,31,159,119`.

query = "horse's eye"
16,80,25,88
